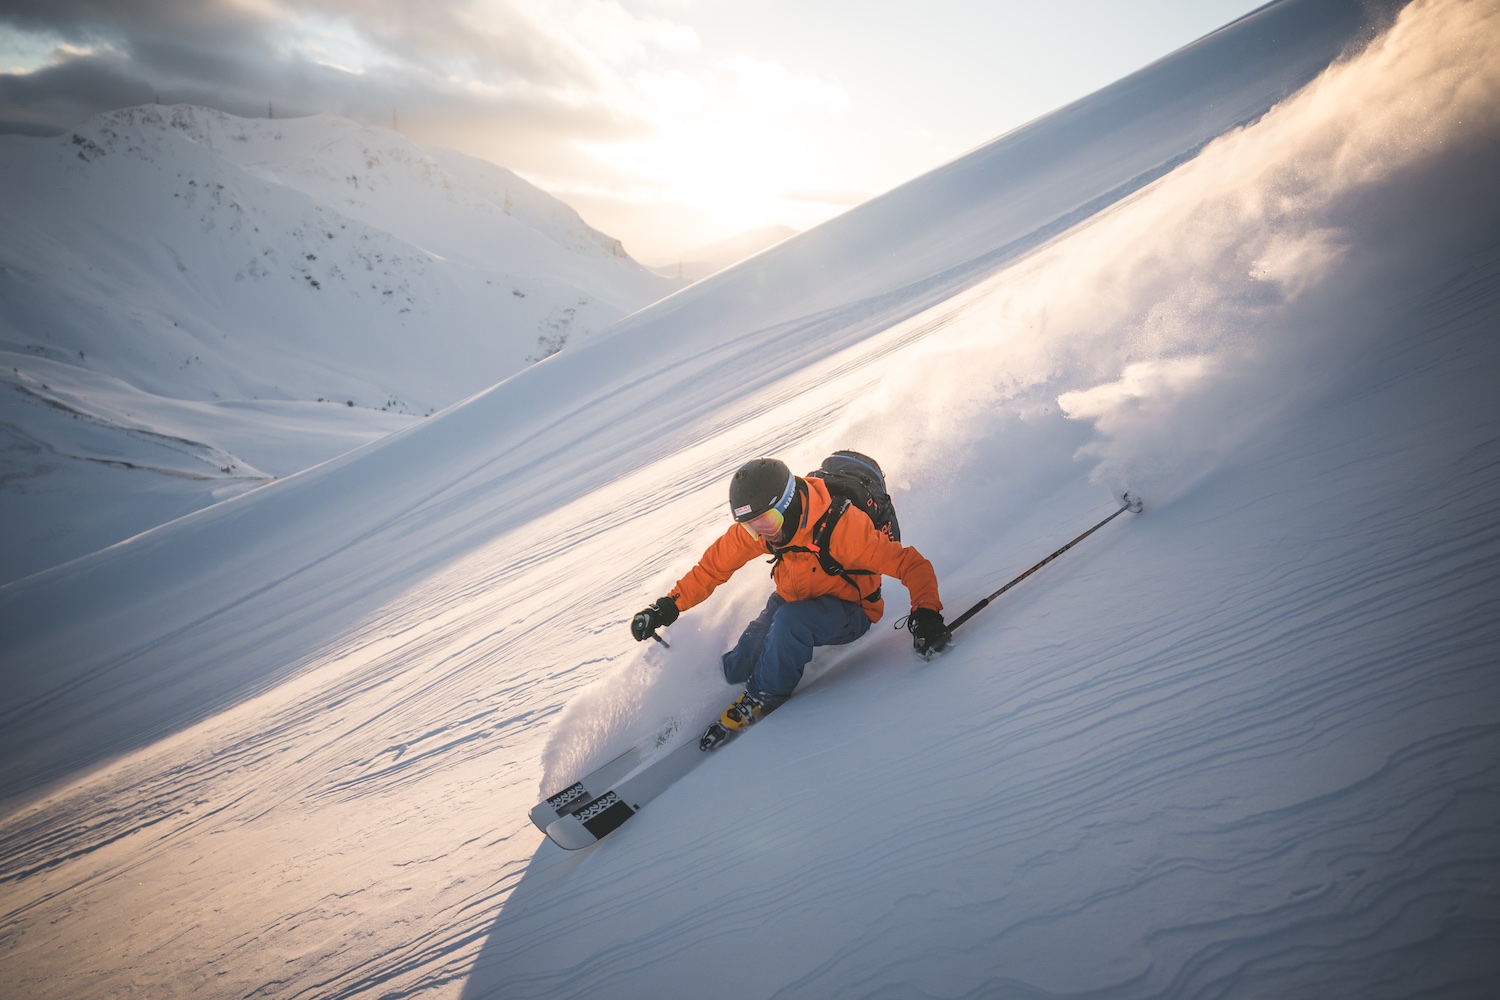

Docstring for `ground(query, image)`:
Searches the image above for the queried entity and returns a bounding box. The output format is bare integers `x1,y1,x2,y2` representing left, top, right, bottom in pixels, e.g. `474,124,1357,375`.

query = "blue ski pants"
722,593,871,703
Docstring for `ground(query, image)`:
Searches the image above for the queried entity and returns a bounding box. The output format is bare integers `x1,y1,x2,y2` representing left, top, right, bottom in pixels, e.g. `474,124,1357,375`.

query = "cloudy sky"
0,0,1263,260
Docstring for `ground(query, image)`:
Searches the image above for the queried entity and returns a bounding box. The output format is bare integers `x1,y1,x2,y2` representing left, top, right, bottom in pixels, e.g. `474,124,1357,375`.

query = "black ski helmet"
729,457,795,522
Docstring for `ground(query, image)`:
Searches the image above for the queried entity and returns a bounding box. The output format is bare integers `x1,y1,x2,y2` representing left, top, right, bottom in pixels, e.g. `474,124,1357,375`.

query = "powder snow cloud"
849,0,1500,510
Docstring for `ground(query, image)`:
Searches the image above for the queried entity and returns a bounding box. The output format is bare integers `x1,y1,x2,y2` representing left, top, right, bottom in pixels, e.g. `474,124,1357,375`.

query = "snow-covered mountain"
2,0,1498,998
0,105,680,582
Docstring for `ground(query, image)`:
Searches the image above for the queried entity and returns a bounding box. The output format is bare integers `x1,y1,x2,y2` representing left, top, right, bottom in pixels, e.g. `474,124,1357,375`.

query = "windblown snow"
1,0,1497,998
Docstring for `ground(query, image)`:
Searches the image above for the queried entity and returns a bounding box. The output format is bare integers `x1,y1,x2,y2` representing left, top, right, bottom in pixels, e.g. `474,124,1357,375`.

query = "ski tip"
544,817,599,851
1122,492,1145,513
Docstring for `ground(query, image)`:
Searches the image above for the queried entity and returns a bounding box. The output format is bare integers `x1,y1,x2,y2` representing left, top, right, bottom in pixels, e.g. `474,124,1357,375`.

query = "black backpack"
808,450,899,544
773,450,899,604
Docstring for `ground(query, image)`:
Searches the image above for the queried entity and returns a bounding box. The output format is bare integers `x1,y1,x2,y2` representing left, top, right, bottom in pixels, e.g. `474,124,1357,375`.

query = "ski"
527,745,648,831
527,721,687,830
543,732,728,850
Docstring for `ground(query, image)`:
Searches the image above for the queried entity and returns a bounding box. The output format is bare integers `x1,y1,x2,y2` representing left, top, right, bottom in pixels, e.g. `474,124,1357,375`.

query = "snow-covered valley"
2,0,1497,997
0,104,680,582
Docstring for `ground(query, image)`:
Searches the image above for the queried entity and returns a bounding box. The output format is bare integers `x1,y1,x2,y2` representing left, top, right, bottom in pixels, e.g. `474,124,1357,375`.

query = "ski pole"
947,492,1144,633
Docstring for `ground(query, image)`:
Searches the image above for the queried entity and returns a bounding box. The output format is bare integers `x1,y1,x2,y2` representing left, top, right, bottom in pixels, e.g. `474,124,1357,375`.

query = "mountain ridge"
0,104,682,581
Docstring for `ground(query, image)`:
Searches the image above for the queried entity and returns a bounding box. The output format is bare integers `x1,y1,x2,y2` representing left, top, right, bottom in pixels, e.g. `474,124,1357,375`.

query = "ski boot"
699,690,776,751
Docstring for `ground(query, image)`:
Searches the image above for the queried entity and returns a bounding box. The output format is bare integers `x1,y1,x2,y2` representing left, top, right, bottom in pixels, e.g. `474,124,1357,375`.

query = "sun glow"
607,117,820,224
567,53,857,254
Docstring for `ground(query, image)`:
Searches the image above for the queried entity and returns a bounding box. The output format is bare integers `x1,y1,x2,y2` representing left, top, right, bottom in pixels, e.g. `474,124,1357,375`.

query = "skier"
630,456,951,748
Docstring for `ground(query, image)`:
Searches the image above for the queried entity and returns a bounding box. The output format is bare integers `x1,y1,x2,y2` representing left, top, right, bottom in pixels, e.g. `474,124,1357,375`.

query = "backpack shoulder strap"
810,496,848,554
768,492,881,604
809,498,881,603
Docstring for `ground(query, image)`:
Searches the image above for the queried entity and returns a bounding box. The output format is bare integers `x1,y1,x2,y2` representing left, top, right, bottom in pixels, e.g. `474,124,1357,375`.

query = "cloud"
0,1,689,164
0,0,859,255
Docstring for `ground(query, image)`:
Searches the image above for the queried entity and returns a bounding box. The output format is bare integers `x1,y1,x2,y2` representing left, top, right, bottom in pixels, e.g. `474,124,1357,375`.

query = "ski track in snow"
2,0,1499,997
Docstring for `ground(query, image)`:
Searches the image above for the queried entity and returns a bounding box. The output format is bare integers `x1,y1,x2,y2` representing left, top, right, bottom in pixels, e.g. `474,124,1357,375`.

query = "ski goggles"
740,507,785,540
735,472,796,539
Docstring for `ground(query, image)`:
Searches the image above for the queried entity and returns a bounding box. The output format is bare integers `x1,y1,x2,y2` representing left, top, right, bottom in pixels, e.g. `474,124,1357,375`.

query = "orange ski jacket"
669,477,942,623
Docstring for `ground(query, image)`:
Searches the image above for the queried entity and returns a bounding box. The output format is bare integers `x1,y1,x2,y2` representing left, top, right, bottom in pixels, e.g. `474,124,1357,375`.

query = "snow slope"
0,105,680,582
645,224,800,282
2,0,1498,997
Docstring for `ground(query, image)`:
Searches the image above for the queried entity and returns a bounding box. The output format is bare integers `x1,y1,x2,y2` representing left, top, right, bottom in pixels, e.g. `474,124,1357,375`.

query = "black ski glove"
631,595,680,641
907,607,951,659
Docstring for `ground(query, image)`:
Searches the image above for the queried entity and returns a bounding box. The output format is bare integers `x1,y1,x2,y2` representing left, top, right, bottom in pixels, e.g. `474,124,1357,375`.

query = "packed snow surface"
2,0,1498,997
